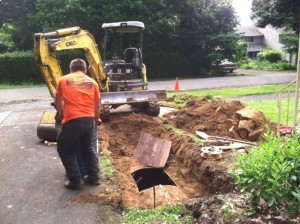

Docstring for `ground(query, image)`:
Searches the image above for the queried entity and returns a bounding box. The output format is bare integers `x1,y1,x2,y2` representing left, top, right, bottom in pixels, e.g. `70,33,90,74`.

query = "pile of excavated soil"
84,98,275,210
164,97,274,142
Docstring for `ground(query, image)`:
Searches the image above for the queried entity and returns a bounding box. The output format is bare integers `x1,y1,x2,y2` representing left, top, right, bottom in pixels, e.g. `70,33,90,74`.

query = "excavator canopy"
102,21,145,32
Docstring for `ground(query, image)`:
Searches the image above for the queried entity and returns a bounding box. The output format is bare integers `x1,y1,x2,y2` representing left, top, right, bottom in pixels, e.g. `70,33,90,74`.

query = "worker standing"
55,58,101,189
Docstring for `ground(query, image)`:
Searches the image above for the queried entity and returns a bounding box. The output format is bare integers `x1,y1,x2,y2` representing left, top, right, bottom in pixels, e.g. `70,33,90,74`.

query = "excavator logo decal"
66,41,77,47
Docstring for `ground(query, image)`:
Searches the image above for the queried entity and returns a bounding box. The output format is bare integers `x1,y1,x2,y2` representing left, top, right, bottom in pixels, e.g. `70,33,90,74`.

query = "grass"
245,99,295,125
165,83,297,124
100,156,115,180
0,83,45,89
167,83,295,99
164,124,203,144
123,205,196,224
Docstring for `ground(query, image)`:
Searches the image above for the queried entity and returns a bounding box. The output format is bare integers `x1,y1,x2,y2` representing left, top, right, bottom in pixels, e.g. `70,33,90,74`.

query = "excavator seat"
124,48,141,68
123,48,142,79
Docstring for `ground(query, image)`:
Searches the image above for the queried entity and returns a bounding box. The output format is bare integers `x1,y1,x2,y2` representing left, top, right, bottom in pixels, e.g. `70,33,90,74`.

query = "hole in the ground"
79,98,275,209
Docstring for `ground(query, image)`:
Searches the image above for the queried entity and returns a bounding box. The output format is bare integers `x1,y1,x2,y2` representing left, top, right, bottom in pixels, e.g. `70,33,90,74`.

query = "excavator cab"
102,21,147,92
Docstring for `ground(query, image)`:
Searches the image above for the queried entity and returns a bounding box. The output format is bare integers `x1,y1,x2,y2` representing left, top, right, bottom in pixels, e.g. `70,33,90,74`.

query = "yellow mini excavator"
34,21,166,141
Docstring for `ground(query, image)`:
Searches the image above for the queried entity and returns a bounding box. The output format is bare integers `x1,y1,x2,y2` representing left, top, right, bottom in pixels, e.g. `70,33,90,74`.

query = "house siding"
237,25,295,63
258,25,283,51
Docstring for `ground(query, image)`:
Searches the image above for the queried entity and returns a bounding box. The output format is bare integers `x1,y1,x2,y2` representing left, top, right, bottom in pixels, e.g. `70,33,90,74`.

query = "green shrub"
274,62,296,71
0,51,42,84
234,132,300,219
257,48,283,63
0,50,87,84
239,59,296,71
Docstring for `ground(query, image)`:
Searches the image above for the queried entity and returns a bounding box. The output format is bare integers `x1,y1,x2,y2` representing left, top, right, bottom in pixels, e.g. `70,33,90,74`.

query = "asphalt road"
0,70,297,223
148,70,296,91
0,100,122,223
0,70,296,105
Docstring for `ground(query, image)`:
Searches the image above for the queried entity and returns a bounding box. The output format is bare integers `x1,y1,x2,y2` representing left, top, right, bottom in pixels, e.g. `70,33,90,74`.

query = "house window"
245,37,254,43
248,51,259,59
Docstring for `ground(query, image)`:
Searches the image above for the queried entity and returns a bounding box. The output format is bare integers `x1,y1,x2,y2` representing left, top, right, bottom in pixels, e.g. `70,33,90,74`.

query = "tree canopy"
251,0,300,31
0,0,240,75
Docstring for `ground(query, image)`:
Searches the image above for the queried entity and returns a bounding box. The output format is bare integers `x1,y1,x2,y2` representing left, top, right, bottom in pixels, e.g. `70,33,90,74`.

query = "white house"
236,26,264,59
236,25,295,63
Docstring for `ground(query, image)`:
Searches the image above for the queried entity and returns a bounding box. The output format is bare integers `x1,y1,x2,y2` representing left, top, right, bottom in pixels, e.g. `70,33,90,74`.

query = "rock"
236,107,266,125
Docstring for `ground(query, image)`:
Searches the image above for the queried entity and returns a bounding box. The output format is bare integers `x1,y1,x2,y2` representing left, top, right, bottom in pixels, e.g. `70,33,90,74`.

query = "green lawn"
167,83,295,99
244,99,294,125
0,83,45,89
166,83,297,124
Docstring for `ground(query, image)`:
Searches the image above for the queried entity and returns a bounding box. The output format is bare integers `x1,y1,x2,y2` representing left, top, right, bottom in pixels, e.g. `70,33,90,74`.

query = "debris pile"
164,97,272,142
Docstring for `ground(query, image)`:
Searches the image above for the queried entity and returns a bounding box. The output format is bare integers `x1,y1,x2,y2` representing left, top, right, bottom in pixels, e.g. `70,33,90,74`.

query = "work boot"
64,180,84,190
83,175,100,185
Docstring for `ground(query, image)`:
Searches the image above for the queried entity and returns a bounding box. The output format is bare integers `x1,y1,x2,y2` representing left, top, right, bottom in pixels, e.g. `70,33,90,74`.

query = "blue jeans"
57,117,100,184
75,124,99,176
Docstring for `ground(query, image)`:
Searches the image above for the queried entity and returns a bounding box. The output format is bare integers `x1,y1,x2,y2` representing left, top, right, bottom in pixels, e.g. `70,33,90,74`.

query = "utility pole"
293,14,300,128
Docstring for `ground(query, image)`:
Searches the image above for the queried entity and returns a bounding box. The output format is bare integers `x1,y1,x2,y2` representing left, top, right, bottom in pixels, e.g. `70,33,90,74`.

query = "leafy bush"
274,62,296,71
234,40,248,62
0,24,15,51
0,50,87,84
234,132,300,219
0,51,42,84
258,48,283,63
239,59,296,71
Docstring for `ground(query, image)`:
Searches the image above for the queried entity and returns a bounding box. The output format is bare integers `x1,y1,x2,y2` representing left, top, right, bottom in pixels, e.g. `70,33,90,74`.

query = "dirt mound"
164,97,271,142
84,98,274,211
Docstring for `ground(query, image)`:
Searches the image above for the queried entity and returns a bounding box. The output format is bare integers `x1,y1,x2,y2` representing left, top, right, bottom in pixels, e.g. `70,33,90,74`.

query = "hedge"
0,50,86,84
0,51,43,84
0,50,198,84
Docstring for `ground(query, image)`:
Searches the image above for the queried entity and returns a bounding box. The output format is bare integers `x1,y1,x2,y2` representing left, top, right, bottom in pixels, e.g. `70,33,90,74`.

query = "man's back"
56,72,100,124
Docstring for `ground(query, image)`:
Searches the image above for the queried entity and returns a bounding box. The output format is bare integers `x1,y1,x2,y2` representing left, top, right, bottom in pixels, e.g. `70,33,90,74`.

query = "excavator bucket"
37,111,58,142
36,90,167,141
101,90,167,105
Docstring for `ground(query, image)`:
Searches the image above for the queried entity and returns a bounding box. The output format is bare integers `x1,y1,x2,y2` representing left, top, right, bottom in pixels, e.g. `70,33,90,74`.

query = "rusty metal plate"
133,131,171,168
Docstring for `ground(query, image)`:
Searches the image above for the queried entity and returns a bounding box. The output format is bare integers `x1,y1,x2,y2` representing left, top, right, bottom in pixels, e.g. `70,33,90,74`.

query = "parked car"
211,59,237,73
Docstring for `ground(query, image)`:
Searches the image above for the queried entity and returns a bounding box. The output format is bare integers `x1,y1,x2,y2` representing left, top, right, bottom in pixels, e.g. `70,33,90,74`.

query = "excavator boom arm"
34,27,108,98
